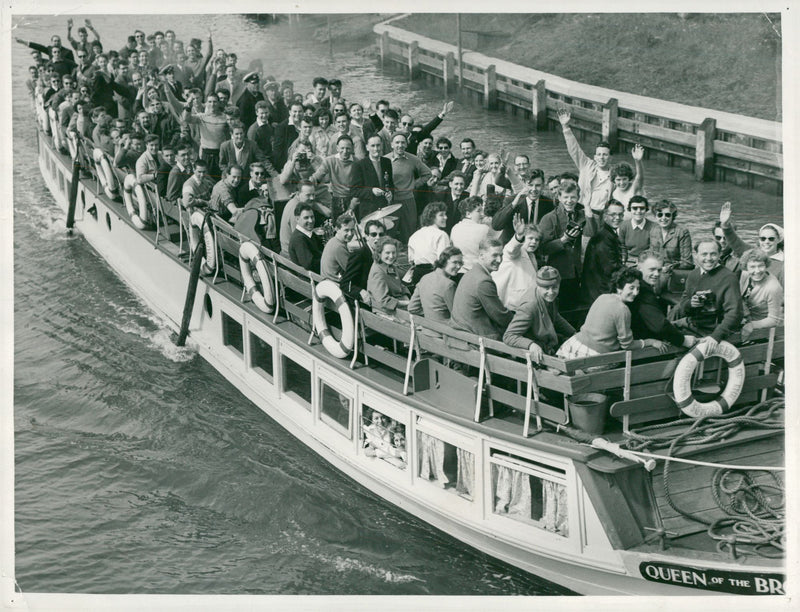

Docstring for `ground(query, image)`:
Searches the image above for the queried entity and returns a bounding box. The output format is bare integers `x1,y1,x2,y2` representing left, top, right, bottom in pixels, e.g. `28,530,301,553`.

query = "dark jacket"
451,263,513,340
674,265,743,342
492,194,555,245
288,229,323,274
539,206,585,282
351,156,394,218
271,120,299,169
630,281,685,346
581,222,624,303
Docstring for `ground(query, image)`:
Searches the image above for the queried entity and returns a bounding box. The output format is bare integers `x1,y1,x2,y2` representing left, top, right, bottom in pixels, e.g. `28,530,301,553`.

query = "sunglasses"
368,231,385,237
656,212,673,218
713,234,725,241
759,235,777,242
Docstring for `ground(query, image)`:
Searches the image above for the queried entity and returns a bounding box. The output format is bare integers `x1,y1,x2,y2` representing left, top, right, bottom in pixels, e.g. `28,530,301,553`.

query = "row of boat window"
221,311,570,538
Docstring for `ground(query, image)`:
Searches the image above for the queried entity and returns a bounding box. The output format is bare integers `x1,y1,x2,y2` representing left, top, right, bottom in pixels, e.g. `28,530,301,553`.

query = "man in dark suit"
340,220,386,303
441,171,468,234
219,120,265,171
236,71,265,131
288,202,323,274
350,135,394,219
491,170,555,244
263,81,288,126
457,137,477,185
156,145,175,199
451,238,513,340
271,101,303,169
434,137,459,179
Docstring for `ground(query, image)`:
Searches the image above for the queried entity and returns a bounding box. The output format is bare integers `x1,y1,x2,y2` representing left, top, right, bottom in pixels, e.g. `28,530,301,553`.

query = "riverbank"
393,13,781,122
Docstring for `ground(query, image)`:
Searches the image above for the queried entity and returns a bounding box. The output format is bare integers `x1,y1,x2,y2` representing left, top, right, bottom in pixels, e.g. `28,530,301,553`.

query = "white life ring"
312,279,354,359
66,132,79,161
122,174,149,229
238,241,275,313
93,148,118,199
190,210,216,276
37,96,50,134
49,109,64,151
673,341,746,418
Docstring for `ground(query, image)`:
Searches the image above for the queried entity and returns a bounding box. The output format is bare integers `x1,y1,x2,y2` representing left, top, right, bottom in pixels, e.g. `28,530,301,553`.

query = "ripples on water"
12,13,781,597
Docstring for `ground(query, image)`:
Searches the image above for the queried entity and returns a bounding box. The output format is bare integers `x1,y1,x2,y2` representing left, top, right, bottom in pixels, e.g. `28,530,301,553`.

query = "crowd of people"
23,21,784,365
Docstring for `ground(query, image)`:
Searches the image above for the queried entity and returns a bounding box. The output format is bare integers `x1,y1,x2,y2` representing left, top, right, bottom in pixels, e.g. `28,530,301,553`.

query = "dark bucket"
568,393,609,435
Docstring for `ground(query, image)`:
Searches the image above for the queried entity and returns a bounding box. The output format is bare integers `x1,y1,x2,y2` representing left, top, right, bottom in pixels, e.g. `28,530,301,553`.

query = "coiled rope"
623,398,784,558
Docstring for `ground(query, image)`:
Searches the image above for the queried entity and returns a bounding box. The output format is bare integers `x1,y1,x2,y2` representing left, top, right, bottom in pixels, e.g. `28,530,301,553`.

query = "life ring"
673,341,746,418
122,174,148,229
49,109,64,152
312,279,354,359
66,132,79,161
93,148,118,199
190,210,216,276
238,241,275,313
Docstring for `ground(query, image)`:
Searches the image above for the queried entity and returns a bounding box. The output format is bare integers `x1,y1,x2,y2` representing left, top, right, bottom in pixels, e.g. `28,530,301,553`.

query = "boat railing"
52,126,784,441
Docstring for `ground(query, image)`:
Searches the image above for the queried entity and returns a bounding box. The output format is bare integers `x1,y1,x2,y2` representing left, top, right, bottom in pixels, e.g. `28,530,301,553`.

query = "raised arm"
631,144,645,194
557,108,590,171
719,202,749,256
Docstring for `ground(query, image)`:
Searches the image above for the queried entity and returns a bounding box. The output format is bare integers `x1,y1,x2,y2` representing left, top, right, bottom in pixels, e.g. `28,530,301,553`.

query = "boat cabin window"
489,451,569,537
415,431,474,500
282,356,311,409
222,313,244,356
248,332,273,382
360,405,406,470
320,383,351,437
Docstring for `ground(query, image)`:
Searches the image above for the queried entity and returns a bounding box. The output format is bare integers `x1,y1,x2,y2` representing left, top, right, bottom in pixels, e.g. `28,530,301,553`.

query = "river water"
12,13,782,597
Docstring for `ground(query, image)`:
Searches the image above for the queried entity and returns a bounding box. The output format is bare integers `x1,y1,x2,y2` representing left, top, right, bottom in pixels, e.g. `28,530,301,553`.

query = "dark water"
12,14,782,596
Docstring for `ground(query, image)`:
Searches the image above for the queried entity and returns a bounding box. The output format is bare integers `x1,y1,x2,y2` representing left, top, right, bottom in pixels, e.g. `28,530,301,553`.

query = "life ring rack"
673,340,746,418
238,241,275,313
312,279,355,359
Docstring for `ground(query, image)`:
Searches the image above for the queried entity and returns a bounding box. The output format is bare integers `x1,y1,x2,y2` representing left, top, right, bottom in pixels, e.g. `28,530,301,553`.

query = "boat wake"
106,299,196,363
14,202,70,241
330,555,424,584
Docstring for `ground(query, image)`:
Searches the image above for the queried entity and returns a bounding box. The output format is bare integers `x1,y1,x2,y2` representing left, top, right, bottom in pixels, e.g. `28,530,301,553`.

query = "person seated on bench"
557,267,669,368
320,212,356,283
209,163,244,223
367,236,410,316
738,248,783,341
234,182,279,253
408,246,463,324
630,251,697,349
288,202,323,274
718,202,784,287
670,239,743,352
503,266,575,363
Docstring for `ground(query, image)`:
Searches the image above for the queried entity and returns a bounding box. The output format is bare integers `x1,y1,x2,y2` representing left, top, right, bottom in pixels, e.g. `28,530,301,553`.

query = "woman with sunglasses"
649,199,693,271
718,202,784,287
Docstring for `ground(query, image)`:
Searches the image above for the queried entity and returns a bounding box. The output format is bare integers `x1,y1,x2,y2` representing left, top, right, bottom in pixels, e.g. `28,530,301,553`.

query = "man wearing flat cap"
237,71,265,130
503,266,576,362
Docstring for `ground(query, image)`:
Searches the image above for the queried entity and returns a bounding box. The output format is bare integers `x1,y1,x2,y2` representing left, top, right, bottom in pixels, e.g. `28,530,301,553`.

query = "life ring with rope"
312,279,355,359
238,241,275,313
190,210,217,276
122,174,149,229
49,109,65,152
673,340,745,418
92,148,118,199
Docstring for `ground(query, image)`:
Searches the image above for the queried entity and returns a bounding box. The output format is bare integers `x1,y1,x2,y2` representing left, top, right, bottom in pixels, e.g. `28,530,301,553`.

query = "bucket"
568,393,609,435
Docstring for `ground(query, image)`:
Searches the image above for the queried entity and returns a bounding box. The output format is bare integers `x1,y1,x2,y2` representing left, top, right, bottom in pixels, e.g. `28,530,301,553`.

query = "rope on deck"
622,398,785,558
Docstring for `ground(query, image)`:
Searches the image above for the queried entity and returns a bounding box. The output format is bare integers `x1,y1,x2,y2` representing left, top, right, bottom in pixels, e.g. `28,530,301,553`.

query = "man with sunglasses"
340,220,387,304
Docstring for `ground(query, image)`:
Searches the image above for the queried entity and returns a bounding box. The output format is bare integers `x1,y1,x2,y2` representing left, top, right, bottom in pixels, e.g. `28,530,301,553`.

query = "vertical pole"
408,40,420,80
695,117,717,181
443,52,455,97
484,64,497,110
602,97,619,151
380,31,389,70
457,14,463,93
532,79,547,130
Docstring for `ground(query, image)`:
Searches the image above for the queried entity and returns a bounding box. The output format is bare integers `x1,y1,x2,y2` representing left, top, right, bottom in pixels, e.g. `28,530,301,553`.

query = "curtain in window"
493,465,531,518
418,432,448,486
542,480,569,536
456,448,474,498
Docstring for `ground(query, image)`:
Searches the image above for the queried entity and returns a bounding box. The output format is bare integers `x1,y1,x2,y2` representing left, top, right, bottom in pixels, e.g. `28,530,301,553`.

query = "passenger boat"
30,98,785,596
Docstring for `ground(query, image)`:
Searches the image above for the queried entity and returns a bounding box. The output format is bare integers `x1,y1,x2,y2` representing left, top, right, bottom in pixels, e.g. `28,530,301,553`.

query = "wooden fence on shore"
374,20,783,194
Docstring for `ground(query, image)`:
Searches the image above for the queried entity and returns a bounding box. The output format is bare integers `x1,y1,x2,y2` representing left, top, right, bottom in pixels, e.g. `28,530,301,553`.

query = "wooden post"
602,98,619,151
484,64,497,110
380,31,390,70
443,52,455,97
532,79,547,130
457,14,463,92
695,117,717,181
408,41,420,80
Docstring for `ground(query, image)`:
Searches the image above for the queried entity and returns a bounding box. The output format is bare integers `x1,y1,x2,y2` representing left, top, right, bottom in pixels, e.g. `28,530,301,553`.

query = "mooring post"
602,98,619,151
380,31,390,70
443,52,455,97
484,64,497,110
408,41,420,80
532,79,547,130
695,117,717,181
